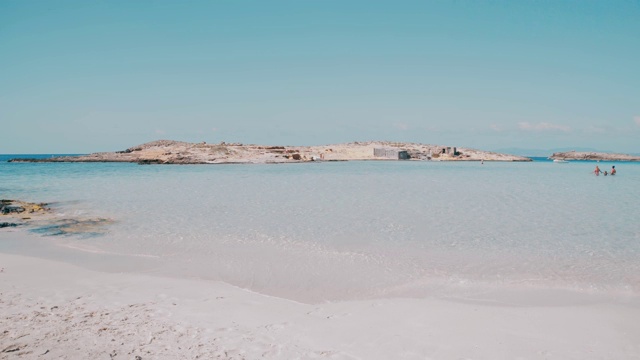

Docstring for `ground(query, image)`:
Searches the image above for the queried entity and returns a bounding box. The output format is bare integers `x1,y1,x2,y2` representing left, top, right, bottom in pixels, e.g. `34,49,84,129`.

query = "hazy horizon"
1,1,638,154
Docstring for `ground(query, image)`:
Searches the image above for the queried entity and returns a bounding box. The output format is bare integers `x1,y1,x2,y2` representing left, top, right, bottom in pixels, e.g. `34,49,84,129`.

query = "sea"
1,155,639,304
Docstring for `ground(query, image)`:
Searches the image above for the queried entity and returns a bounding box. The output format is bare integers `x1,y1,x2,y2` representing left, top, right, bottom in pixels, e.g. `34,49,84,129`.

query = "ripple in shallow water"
2,160,640,302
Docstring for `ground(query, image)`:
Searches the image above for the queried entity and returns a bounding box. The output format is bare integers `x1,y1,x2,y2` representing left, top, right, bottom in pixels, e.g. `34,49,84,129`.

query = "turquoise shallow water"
1,156,639,302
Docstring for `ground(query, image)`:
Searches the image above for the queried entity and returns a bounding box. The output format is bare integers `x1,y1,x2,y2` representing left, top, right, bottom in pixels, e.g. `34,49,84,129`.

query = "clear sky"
1,1,639,154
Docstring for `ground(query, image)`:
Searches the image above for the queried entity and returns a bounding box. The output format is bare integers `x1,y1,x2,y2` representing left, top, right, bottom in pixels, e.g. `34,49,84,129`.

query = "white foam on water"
2,160,639,302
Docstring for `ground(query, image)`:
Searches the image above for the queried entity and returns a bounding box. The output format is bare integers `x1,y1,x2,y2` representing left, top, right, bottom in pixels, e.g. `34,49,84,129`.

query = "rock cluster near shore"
8,140,531,164
550,151,640,161
0,199,48,215
0,200,50,228
0,199,112,237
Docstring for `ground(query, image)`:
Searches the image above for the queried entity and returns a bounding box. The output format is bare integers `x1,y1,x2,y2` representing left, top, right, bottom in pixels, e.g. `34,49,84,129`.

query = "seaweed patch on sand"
30,218,114,237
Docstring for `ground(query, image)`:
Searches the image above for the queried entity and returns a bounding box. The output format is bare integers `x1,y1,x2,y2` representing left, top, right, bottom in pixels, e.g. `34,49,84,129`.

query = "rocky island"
8,140,531,164
550,151,640,162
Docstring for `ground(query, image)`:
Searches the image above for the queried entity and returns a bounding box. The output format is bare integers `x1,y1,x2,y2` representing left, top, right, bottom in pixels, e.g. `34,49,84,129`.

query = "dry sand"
2,250,639,360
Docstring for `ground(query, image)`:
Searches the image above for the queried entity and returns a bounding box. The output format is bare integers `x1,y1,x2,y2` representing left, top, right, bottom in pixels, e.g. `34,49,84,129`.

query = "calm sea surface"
1,155,639,303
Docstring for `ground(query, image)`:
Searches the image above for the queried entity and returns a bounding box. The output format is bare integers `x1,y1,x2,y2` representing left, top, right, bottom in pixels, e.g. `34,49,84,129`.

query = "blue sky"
1,1,639,154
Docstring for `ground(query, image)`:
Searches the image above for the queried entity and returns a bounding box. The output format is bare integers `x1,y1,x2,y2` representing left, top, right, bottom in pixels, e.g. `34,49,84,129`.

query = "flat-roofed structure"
374,148,410,160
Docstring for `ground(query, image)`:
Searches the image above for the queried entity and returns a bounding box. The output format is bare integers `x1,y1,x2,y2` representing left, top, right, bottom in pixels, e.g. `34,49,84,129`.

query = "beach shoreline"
2,250,639,359
3,161,640,358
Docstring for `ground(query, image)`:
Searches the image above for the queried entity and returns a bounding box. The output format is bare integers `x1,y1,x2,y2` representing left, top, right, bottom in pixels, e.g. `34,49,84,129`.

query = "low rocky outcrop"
1,200,51,230
550,151,640,161
1,200,49,215
7,140,531,164
1,199,113,237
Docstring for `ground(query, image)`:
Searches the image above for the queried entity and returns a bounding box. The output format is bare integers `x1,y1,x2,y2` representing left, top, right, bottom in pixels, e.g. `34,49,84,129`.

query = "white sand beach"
2,250,639,359
4,0,640,357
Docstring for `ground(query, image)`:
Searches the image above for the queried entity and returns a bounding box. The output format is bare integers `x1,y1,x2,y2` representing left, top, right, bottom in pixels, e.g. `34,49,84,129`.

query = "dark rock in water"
8,158,54,162
0,222,19,228
138,159,163,165
0,200,47,214
0,205,25,214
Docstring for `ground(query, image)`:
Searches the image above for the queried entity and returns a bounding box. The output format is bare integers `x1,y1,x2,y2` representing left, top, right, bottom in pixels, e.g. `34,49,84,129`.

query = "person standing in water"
611,166,616,175
594,165,601,176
